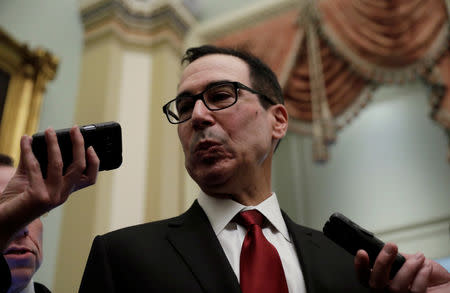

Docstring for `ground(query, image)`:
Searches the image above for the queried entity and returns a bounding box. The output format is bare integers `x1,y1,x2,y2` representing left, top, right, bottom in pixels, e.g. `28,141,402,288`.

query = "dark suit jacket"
34,282,51,293
79,200,371,293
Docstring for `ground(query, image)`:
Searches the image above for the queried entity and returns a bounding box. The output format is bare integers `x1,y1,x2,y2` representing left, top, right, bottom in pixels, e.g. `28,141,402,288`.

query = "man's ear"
269,104,288,140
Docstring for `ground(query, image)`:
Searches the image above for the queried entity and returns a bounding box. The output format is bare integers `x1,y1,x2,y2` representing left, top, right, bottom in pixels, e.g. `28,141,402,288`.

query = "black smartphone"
323,212,406,279
31,121,123,178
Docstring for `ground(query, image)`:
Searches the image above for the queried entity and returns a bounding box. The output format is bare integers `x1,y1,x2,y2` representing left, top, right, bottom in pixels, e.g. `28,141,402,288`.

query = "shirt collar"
197,191,291,242
20,280,35,293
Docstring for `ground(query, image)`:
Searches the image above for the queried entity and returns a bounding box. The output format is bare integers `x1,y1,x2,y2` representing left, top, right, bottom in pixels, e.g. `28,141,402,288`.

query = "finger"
19,135,42,183
84,146,99,185
355,249,371,286
409,260,432,293
61,126,86,196
369,243,398,289
389,252,425,293
17,135,28,173
68,126,86,174
63,126,86,177
71,146,99,192
17,135,30,173
45,128,64,183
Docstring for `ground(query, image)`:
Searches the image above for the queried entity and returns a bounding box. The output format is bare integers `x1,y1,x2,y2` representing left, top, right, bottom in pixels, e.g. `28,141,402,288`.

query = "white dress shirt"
198,191,306,293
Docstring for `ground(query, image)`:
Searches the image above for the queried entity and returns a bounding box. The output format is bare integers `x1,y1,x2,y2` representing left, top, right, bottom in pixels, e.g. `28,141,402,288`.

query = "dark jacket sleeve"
34,282,52,293
79,236,115,293
0,256,11,293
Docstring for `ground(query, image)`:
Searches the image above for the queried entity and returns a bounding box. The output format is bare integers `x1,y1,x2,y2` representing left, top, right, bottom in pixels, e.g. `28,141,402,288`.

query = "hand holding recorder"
355,243,449,293
0,122,122,250
323,213,450,293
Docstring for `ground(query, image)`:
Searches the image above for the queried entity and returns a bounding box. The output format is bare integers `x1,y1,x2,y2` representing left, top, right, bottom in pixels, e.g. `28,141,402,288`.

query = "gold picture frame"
0,28,58,165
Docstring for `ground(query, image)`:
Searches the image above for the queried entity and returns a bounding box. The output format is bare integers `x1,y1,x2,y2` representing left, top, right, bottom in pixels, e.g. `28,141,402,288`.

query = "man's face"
177,54,278,194
0,166,43,288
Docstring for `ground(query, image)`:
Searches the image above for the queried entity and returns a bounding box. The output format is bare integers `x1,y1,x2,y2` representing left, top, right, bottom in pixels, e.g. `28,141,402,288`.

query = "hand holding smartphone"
31,121,122,178
323,212,406,279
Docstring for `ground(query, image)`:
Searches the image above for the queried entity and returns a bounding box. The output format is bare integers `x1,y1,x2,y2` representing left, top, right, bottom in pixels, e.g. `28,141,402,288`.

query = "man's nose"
190,99,215,129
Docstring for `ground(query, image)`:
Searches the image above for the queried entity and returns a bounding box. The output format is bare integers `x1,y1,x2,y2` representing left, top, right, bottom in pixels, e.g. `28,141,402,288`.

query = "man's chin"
8,266,35,285
188,162,232,188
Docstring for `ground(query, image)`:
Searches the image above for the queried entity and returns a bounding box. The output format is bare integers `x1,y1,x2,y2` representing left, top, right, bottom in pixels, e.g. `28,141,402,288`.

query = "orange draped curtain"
214,0,450,162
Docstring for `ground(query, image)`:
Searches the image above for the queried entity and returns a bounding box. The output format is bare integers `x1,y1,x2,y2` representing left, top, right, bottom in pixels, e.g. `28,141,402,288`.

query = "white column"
110,50,152,230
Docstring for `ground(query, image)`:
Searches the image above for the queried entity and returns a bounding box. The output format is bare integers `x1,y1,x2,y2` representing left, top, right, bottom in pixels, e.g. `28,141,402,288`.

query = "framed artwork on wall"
0,28,58,165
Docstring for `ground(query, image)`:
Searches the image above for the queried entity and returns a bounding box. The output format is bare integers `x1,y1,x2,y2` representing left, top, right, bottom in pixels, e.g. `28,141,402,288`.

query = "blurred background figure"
0,154,50,293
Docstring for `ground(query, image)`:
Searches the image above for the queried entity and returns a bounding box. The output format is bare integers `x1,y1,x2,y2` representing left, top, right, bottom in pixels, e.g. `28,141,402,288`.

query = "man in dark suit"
79,45,449,293
0,128,100,293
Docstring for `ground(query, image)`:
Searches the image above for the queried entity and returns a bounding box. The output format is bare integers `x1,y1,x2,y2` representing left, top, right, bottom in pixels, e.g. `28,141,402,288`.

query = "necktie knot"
236,210,264,229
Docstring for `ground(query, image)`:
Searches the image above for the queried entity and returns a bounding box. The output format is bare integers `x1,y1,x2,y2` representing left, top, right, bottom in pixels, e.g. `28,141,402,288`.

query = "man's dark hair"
0,154,13,167
182,45,284,108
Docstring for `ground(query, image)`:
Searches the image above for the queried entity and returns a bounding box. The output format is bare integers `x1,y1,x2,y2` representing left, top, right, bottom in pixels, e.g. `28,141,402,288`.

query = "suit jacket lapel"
283,212,372,293
283,212,321,293
167,200,241,293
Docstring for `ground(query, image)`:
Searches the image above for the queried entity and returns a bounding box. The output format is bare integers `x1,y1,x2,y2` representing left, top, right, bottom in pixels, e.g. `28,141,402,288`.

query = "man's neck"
201,185,273,206
231,192,272,206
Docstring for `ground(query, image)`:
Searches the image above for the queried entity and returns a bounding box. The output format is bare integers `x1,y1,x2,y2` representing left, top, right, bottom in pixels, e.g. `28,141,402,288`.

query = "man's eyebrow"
176,79,233,99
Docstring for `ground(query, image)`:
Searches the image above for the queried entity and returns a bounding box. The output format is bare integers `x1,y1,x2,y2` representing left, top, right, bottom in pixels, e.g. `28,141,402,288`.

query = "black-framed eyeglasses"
162,81,276,124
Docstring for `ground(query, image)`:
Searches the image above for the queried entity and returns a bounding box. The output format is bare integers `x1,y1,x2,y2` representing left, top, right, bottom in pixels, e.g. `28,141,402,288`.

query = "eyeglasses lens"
167,83,237,123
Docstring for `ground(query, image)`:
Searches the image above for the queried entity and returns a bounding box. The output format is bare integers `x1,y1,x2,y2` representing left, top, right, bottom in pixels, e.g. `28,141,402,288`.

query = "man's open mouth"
4,247,33,255
195,140,221,152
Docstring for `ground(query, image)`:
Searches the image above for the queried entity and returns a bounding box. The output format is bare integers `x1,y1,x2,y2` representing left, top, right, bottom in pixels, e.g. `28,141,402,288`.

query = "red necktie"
237,210,289,293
